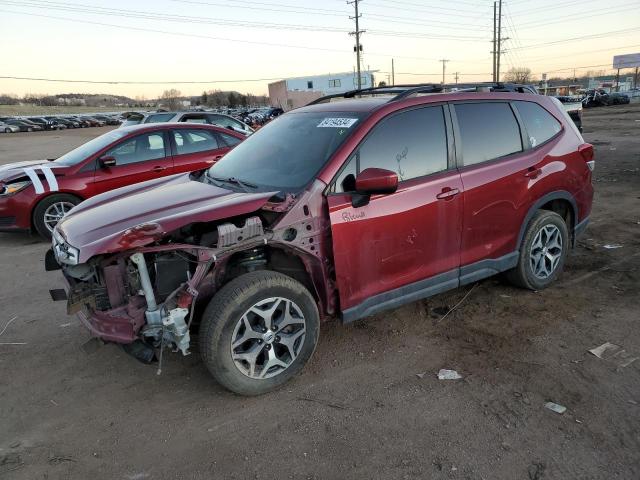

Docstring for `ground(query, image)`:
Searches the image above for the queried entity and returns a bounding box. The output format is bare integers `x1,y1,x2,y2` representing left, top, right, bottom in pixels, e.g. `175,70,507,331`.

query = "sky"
0,0,639,98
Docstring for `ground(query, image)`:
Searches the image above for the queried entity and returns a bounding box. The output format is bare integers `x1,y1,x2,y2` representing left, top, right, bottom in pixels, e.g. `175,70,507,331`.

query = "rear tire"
199,271,320,396
4,128,10,133
506,210,569,290
33,193,81,240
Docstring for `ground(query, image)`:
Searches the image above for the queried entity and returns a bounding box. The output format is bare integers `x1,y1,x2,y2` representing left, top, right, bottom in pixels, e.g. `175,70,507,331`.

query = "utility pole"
454,72,460,84
348,0,364,90
391,58,395,86
496,0,502,82
440,59,449,86
492,1,497,82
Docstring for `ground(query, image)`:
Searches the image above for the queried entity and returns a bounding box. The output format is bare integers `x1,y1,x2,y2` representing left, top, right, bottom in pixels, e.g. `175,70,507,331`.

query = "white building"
269,71,378,110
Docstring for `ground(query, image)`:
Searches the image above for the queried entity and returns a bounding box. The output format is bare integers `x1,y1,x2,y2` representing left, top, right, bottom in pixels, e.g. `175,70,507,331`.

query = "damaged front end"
50,216,268,356
48,178,334,362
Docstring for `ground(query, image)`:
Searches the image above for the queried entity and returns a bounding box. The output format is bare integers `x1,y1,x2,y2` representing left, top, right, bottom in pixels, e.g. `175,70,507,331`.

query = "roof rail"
305,82,537,106
306,84,441,105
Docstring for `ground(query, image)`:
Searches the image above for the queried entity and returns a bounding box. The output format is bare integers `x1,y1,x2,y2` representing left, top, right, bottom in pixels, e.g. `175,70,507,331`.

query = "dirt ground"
0,106,638,480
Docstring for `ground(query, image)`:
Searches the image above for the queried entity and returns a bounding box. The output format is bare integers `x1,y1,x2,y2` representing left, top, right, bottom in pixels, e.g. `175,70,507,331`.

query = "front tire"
506,210,569,290
33,193,81,240
199,271,320,396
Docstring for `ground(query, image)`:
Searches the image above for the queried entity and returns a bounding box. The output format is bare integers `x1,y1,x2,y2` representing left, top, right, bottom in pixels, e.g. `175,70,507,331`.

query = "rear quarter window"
514,101,562,148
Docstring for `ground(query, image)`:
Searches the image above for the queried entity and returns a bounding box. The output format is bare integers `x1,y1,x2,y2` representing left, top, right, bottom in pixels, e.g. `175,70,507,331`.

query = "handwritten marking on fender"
342,211,365,222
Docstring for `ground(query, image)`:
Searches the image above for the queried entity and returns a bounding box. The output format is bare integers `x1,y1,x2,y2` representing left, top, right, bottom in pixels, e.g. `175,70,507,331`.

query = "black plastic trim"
340,250,521,323
459,252,519,286
516,190,578,249
341,270,459,323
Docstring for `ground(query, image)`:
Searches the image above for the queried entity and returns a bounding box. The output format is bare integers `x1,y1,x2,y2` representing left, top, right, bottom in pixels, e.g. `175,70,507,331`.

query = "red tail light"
578,143,595,171
578,143,594,161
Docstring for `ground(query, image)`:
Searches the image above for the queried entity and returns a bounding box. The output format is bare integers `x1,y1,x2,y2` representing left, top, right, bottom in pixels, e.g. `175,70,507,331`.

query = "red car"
49,85,594,395
0,123,244,238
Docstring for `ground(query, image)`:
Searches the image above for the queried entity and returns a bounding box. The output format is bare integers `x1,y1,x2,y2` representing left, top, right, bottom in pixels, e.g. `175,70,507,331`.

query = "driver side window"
332,106,448,193
105,132,166,166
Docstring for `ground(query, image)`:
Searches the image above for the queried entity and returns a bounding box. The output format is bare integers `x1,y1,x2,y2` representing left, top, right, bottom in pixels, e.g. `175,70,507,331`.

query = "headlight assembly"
0,180,31,196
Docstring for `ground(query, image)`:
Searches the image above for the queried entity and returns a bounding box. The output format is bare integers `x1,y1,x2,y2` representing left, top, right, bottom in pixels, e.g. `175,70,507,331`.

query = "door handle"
525,167,542,179
436,187,460,200
152,166,167,172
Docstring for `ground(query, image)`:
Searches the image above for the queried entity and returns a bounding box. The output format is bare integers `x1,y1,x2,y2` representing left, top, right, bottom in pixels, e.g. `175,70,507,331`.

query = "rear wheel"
4,128,10,133
506,210,569,290
199,271,320,396
33,193,81,240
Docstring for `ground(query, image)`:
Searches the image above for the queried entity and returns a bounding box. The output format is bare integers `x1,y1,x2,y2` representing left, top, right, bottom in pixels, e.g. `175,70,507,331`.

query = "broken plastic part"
217,216,263,248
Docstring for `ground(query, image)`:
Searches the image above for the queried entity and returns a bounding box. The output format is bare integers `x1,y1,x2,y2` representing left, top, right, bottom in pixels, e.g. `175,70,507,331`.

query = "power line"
0,75,288,84
0,1,488,42
170,0,346,17
509,27,640,51
0,8,451,61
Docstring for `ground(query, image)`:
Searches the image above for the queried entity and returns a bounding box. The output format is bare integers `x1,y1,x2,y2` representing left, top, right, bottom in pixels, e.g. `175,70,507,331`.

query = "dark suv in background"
49,84,594,395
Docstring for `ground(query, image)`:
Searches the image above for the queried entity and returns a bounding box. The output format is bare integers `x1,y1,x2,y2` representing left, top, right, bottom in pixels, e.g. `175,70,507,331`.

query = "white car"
120,111,254,136
0,121,20,133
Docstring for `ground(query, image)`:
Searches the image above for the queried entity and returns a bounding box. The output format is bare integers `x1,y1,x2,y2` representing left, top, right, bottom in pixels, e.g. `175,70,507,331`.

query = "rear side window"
144,113,175,124
219,132,242,146
514,101,562,148
454,103,522,166
173,129,219,154
333,106,448,192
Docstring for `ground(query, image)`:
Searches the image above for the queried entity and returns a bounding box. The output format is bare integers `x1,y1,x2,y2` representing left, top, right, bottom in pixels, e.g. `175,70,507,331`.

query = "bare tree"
160,89,182,110
503,67,535,84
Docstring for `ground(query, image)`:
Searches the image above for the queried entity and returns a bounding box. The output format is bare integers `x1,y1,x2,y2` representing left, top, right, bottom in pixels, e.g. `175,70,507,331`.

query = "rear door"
327,105,463,316
92,130,173,195
169,127,231,174
451,101,545,279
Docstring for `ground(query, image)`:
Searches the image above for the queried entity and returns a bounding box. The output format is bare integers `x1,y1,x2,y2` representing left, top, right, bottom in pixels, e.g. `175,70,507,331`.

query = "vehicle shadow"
0,231,45,246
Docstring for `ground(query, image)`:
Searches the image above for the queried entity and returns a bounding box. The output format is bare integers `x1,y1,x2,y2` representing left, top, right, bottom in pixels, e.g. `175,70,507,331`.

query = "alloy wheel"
231,297,306,379
43,201,75,232
529,224,563,279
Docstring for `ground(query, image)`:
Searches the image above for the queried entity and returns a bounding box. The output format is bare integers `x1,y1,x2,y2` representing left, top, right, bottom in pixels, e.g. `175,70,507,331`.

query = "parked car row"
119,111,255,136
0,113,122,133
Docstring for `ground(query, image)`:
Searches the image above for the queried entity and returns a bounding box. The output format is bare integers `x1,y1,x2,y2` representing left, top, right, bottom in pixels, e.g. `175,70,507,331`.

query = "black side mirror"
100,156,117,167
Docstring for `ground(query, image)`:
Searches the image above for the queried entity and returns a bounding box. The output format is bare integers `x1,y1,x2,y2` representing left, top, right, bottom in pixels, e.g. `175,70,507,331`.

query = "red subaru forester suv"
48,85,594,395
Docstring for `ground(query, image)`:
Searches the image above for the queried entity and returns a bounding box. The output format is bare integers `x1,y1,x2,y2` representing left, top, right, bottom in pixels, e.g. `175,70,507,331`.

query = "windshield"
54,130,128,166
207,111,364,191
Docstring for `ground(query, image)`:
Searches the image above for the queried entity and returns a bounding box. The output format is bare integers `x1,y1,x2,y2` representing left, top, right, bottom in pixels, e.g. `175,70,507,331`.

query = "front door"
92,130,173,195
326,105,463,319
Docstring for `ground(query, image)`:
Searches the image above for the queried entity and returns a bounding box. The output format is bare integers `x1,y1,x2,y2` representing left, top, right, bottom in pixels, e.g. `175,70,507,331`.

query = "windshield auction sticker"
317,118,358,128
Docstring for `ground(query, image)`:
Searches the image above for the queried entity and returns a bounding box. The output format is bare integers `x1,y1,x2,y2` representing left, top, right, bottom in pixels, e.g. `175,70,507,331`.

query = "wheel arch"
517,191,578,250
219,244,333,318
30,191,85,233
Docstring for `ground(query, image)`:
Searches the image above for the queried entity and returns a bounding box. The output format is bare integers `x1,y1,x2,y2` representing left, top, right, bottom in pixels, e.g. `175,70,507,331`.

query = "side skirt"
341,251,519,324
